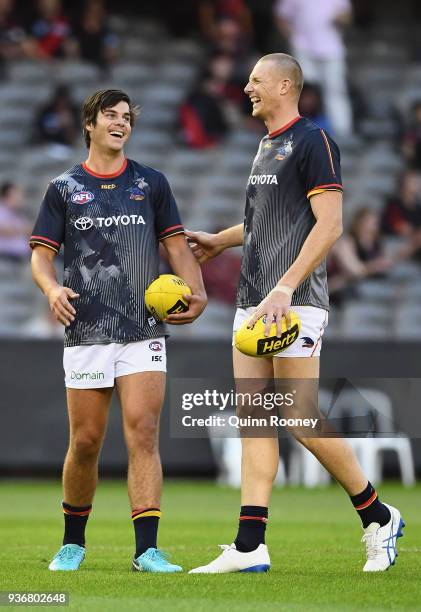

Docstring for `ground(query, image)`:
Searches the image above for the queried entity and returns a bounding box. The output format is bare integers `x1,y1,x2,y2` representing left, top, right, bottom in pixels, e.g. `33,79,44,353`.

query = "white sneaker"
189,543,270,574
362,503,405,572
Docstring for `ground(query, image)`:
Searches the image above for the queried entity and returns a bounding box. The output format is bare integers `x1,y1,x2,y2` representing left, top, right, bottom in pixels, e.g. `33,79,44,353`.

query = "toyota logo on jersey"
71,191,95,204
74,217,94,230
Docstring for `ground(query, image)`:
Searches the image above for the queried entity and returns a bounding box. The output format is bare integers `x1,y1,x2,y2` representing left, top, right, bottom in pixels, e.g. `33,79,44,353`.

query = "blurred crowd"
1,0,421,333
0,0,118,76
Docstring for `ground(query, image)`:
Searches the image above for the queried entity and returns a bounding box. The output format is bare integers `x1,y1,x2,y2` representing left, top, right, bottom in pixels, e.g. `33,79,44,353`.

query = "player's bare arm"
162,233,208,325
31,245,79,327
185,223,243,264
247,190,343,336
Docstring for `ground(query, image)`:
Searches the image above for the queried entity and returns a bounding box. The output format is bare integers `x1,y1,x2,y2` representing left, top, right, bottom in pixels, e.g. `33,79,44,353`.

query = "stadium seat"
140,106,177,129
159,62,199,86
8,60,51,83
342,302,392,338
328,388,416,486
170,150,216,175
395,304,421,338
122,37,160,63
357,280,397,302
57,61,100,84
289,388,416,487
388,261,421,280
143,84,186,108
110,62,154,88
163,39,205,62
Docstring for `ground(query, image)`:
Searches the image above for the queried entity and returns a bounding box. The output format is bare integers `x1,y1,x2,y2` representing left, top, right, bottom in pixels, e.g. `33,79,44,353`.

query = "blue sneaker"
48,544,85,571
132,548,182,573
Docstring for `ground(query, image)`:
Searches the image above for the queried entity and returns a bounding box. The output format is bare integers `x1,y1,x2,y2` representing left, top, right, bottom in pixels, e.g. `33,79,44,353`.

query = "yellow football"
145,274,192,321
235,311,301,357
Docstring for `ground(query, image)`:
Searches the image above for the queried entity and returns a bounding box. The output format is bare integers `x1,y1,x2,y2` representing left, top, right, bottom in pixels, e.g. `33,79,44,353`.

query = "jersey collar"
268,116,302,139
82,158,128,178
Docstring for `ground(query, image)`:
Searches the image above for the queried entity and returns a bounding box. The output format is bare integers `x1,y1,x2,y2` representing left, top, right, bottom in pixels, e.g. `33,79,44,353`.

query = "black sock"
132,507,161,557
350,482,391,528
62,501,92,547
234,506,268,552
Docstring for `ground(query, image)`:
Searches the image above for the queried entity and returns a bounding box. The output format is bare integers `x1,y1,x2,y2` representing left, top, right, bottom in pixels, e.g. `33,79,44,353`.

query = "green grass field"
0,481,420,611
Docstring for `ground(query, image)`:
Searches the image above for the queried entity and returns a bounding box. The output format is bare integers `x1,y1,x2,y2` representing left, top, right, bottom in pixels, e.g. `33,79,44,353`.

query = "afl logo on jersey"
71,191,95,205
74,217,93,231
149,341,163,352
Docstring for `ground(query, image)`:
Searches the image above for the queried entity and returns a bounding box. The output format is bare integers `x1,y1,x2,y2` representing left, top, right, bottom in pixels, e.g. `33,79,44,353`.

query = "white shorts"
233,306,328,358
63,338,166,389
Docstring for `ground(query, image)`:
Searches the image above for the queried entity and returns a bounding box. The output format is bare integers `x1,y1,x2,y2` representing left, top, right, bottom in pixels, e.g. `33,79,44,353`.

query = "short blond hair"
260,53,304,98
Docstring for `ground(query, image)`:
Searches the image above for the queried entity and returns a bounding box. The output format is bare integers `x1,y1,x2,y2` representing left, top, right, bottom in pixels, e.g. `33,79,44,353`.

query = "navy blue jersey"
237,116,343,311
30,159,184,347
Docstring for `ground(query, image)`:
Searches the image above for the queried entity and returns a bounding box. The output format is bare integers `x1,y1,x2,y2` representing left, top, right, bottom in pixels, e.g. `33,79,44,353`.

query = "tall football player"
184,54,404,574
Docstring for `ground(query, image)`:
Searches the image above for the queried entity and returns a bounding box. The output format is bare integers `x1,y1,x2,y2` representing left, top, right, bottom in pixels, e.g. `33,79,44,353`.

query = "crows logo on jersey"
127,177,149,201
275,135,294,160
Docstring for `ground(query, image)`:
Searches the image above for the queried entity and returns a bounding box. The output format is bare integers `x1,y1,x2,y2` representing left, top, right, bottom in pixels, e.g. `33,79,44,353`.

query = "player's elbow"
320,216,342,247
331,219,343,242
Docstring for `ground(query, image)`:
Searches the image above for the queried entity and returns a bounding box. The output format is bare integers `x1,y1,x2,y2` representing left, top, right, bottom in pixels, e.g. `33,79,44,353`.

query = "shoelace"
361,532,383,560
57,546,83,561
145,548,170,562
218,544,234,554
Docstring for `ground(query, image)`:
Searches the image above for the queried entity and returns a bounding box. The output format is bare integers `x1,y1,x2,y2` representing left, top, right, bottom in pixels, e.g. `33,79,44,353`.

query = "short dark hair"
82,89,139,148
0,182,15,198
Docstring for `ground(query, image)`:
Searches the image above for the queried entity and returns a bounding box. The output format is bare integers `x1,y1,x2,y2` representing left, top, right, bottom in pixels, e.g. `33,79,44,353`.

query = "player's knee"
294,434,321,451
126,415,159,454
70,431,103,461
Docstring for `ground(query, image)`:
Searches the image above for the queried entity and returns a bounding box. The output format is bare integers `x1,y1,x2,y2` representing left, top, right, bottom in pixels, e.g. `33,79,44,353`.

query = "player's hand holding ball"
246,284,294,337
145,274,207,325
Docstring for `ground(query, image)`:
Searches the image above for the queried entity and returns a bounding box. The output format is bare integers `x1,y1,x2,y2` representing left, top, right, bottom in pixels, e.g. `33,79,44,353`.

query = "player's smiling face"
87,101,132,152
244,60,282,120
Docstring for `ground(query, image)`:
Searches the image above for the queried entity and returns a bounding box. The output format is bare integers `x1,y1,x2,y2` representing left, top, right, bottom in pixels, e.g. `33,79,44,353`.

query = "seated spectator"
382,169,421,261
0,0,26,73
401,100,421,170
73,0,118,71
198,0,254,49
299,82,333,133
0,183,31,262
179,72,230,148
33,84,79,152
26,0,73,59
210,16,251,58
208,53,243,106
328,207,393,302
383,169,421,236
